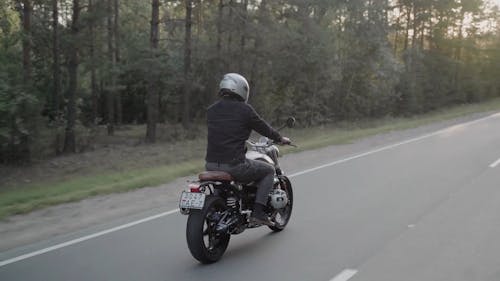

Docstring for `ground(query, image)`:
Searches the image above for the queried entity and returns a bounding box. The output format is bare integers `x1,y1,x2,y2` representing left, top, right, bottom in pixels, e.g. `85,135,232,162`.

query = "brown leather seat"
199,171,233,182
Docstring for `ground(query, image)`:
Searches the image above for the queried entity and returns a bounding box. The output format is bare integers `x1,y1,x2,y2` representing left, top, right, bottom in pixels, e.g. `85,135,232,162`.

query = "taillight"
189,183,201,193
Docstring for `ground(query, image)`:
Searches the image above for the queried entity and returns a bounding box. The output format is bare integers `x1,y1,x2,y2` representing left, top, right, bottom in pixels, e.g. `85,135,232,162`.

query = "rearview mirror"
286,117,296,128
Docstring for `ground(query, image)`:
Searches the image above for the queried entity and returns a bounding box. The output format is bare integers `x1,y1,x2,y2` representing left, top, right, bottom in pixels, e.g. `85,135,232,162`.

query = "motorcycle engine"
269,189,288,209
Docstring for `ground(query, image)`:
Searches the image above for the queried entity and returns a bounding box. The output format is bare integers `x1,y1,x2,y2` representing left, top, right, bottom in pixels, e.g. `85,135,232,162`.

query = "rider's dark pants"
205,159,275,206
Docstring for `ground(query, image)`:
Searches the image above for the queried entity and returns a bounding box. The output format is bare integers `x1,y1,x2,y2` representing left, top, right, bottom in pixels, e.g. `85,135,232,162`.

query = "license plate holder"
179,191,206,209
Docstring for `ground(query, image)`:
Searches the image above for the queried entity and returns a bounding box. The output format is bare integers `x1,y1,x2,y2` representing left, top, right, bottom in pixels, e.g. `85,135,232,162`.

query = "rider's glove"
280,137,292,145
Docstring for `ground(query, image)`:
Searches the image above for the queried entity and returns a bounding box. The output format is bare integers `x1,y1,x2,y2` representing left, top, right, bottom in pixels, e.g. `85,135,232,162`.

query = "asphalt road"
1,113,500,281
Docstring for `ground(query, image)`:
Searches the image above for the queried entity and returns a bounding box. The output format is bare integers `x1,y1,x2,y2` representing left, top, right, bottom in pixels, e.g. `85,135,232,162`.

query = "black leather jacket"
205,97,282,164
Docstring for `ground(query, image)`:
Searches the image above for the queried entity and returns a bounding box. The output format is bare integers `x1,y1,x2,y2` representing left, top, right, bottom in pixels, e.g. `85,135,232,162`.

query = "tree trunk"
226,0,233,55
22,0,32,82
106,0,115,135
420,8,425,50
454,9,466,101
249,0,267,101
455,10,465,61
196,0,202,38
217,0,223,55
207,0,224,102
63,0,80,153
15,0,32,162
216,0,224,73
239,0,248,72
393,16,400,54
89,0,98,124
52,0,61,119
412,3,417,49
403,5,411,51
146,0,160,143
182,0,193,129
114,0,122,125
428,10,434,50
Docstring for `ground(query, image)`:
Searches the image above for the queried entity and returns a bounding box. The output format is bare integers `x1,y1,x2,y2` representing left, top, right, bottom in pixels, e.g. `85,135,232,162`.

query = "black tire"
186,196,230,264
269,176,293,232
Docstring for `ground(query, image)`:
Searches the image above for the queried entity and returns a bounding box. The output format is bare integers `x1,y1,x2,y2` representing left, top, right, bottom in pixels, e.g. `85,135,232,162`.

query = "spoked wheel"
269,176,294,232
186,196,230,264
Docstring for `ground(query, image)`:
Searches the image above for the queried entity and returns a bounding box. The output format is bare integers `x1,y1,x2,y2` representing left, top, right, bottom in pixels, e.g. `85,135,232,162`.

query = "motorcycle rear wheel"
269,176,293,232
186,196,230,264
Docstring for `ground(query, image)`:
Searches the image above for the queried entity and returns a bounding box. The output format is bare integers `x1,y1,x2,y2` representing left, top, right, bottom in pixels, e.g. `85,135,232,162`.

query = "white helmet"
219,73,250,102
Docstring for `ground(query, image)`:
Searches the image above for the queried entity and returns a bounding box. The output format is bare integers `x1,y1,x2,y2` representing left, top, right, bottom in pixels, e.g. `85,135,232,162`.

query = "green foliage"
0,0,500,163
0,1,20,37
0,15,39,163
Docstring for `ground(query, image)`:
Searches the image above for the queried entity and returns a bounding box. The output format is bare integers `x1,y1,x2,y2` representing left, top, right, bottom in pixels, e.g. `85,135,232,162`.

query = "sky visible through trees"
1,0,500,164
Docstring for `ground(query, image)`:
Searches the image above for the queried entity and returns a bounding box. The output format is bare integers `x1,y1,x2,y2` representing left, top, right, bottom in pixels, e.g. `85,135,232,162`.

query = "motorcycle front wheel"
269,176,293,232
186,196,230,264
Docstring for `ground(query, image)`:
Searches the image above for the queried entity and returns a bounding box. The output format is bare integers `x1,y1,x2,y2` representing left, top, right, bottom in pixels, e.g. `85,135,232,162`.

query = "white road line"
490,158,500,168
0,209,179,267
290,113,499,178
0,112,498,268
289,132,434,178
330,269,358,281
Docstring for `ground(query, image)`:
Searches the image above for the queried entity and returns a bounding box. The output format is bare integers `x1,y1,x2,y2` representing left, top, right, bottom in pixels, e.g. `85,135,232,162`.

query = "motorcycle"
179,117,296,264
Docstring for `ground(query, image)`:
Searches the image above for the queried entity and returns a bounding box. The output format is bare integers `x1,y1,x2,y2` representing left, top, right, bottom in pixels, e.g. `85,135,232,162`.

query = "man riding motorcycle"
205,73,291,226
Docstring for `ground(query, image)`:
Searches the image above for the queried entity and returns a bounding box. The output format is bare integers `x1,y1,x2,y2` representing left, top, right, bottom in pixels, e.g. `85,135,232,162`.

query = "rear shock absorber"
226,197,238,209
216,196,240,234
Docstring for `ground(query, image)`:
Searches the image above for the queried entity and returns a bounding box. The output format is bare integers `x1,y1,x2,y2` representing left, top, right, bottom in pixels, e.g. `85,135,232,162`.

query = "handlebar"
276,141,298,148
247,140,298,148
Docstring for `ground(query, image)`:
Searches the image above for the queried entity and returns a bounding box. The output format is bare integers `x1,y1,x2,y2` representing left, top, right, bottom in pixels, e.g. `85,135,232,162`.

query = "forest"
1,0,499,164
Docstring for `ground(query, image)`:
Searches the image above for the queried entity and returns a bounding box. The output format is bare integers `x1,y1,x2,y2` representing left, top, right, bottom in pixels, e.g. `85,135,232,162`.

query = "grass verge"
282,98,500,154
0,161,203,219
1,98,500,220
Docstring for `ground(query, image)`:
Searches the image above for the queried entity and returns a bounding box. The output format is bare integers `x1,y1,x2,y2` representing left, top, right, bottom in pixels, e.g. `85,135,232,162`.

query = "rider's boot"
250,203,275,226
